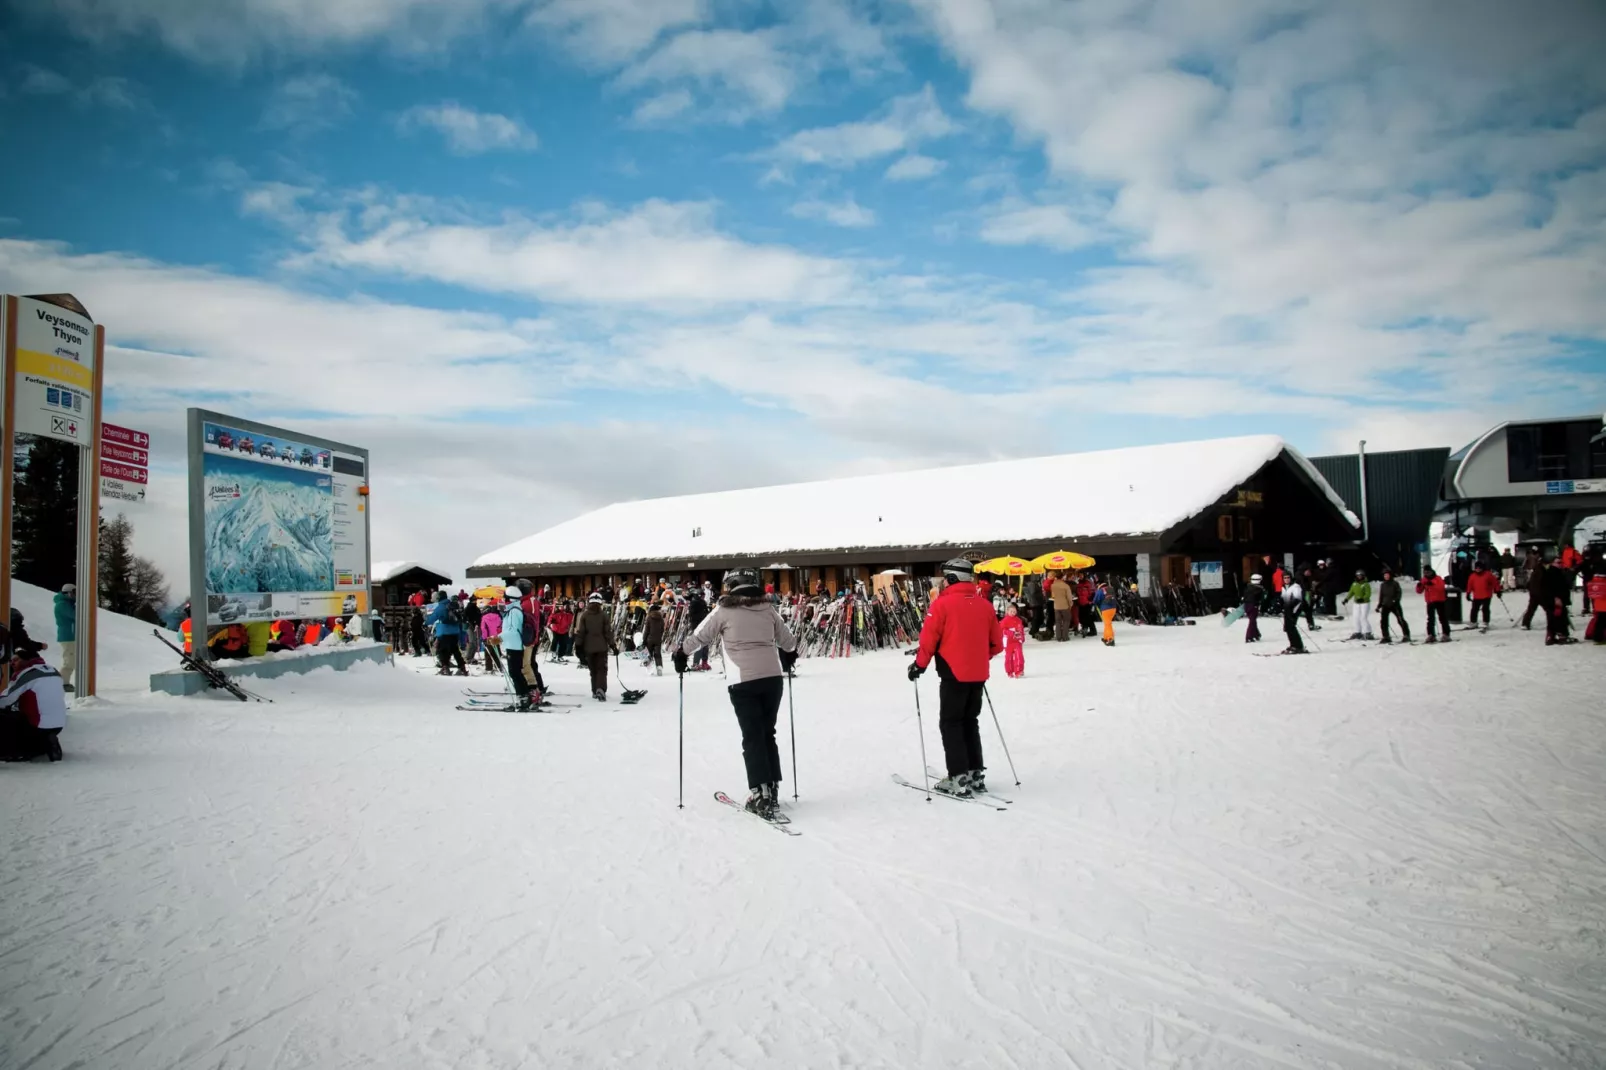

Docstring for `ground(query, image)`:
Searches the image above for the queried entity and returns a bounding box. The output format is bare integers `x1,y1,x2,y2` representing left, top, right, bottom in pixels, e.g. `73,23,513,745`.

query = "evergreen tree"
10,434,79,590
98,513,169,620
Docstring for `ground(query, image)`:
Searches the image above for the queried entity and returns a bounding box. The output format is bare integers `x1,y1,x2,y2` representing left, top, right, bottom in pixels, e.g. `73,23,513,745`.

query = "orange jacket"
1464,570,1501,599
180,618,192,653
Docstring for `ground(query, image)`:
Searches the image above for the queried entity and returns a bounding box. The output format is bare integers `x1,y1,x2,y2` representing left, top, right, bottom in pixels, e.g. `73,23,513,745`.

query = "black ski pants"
937,672,985,777
504,647,530,697
1592,611,1606,645
1545,603,1569,642
1468,598,1491,627
0,711,59,760
1425,603,1452,639
729,675,785,789
646,639,663,668
1283,608,1304,652
1521,594,1543,628
436,633,466,674
1301,600,1316,629
1378,604,1409,641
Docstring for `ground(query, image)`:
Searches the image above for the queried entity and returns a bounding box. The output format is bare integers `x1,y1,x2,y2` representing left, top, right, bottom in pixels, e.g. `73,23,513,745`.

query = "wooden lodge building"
466,436,1360,606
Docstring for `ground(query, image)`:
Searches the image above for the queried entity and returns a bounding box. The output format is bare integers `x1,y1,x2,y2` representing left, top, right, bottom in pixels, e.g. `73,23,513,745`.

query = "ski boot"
1379,636,1392,645
933,772,973,798
593,689,606,702
969,769,988,795
1425,635,1436,644
745,782,781,820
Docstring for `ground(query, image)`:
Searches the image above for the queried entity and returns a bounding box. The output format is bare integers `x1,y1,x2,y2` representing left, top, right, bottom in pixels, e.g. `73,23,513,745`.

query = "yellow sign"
11,297,97,444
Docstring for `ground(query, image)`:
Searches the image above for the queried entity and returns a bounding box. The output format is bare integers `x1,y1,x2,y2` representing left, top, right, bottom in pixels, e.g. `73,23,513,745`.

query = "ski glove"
907,661,925,682
672,650,689,675
779,648,798,674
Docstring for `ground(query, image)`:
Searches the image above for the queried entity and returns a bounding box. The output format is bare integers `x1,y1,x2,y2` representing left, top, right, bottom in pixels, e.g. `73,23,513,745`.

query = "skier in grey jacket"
674,568,799,819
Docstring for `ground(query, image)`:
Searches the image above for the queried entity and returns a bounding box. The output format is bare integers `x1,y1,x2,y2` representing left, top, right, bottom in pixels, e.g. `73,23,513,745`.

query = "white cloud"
788,196,877,229
616,28,793,116
399,101,539,153
885,154,944,181
769,84,953,167
910,0,1606,408
525,0,705,66
12,0,526,62
979,201,1096,251
297,197,858,305
631,88,694,123
261,73,357,132
17,64,143,109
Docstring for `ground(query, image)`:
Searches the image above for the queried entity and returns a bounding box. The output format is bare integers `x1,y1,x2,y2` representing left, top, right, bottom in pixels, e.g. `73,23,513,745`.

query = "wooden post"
81,324,105,696
0,296,15,687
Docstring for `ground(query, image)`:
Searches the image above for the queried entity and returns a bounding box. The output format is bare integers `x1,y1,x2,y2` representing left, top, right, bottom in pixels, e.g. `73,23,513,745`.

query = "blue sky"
1,0,1603,583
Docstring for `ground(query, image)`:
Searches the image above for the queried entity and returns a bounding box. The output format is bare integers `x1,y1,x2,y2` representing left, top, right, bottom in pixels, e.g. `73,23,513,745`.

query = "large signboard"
12,297,96,445
188,410,371,630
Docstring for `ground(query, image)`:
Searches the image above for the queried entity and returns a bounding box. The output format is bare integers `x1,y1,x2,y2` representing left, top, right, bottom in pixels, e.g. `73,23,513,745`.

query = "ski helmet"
516,578,533,594
1250,573,1262,582
940,557,974,585
504,586,520,600
722,568,762,597
588,592,603,603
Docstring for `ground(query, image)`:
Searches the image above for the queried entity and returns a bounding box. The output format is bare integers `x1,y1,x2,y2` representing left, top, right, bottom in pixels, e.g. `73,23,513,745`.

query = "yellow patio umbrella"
1030,550,1097,572
975,556,1041,576
472,584,507,600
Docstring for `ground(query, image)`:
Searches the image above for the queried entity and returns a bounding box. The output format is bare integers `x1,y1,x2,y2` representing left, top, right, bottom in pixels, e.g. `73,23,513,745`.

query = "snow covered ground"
4,581,1604,1069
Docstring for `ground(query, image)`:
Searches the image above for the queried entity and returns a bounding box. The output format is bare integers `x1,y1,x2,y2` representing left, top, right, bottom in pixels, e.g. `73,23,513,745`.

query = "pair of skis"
892,773,1011,809
151,630,272,703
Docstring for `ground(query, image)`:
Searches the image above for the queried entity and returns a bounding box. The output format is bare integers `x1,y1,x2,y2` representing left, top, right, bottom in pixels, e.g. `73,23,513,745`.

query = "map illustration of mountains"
204,453,335,594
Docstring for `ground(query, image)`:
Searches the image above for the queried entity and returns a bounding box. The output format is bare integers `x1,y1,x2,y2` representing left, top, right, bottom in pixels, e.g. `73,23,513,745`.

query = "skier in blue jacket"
426,591,467,676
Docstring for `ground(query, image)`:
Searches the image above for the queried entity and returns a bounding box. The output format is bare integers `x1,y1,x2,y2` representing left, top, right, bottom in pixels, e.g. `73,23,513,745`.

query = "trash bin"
1443,588,1463,624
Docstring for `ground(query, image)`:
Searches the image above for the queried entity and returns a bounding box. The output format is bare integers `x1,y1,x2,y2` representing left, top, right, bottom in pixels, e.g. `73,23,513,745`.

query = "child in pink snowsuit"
1001,604,1026,678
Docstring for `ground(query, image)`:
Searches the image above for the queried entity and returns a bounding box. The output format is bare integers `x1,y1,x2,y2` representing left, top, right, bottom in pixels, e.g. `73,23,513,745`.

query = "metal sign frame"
186,408,372,662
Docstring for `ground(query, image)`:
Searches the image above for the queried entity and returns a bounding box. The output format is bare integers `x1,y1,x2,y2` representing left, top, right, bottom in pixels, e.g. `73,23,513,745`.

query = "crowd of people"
1238,544,1606,654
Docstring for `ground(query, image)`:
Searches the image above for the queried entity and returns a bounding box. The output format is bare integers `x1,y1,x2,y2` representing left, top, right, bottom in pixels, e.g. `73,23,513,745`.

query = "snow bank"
474,434,1358,570
371,560,453,585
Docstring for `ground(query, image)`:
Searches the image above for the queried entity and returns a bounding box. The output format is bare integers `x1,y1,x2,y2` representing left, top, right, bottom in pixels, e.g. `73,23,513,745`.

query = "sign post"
0,298,15,684
3,294,103,696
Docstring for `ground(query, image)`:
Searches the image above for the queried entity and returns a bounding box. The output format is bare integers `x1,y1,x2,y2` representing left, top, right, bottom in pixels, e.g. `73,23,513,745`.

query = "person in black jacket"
1376,568,1410,643
1241,575,1264,643
687,589,711,670
1541,559,1576,645
1298,564,1321,630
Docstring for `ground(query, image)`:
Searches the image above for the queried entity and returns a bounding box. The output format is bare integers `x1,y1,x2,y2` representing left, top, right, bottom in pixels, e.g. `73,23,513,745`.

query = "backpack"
444,600,463,627
522,604,539,645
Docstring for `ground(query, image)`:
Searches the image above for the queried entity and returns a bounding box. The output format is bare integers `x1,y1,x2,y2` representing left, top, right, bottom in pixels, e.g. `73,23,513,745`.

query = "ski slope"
3,582,1604,1069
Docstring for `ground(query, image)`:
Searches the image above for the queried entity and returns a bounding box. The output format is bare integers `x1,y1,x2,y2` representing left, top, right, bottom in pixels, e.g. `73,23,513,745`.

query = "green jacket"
54,591,75,642
1345,581,1372,604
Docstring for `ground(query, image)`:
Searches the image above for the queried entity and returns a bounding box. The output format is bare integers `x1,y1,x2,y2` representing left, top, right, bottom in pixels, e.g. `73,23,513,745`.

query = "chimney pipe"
1358,440,1370,544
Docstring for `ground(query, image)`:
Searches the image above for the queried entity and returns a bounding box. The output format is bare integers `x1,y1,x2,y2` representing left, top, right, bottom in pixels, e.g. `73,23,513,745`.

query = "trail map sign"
187,409,372,638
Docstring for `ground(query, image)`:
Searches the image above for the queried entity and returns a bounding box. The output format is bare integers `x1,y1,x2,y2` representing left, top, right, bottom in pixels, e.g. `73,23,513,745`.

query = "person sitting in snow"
1,638,66,762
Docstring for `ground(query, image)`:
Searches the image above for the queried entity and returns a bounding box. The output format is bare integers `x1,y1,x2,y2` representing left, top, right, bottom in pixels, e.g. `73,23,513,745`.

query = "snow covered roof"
371,560,452,585
472,435,1359,572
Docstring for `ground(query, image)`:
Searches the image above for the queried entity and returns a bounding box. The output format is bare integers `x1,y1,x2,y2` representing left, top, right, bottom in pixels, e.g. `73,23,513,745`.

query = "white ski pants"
1350,602,1372,636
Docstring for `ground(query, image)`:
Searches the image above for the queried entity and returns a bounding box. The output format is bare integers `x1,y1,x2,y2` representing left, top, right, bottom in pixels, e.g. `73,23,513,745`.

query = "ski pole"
982,684,1021,786
787,670,799,800
1494,592,1514,621
677,670,685,810
912,680,931,801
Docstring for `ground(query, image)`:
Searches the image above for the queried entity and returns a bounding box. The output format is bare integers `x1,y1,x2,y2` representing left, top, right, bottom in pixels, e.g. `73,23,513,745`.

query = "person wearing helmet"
573,593,617,700
426,590,468,676
1342,569,1374,640
1416,567,1450,643
1377,568,1409,644
673,568,799,819
907,558,1003,798
1242,573,1264,643
500,586,534,710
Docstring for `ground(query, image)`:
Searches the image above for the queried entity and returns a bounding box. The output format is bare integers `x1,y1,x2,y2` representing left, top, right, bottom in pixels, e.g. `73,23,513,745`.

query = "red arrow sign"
101,458,149,484
102,441,149,466
102,423,151,449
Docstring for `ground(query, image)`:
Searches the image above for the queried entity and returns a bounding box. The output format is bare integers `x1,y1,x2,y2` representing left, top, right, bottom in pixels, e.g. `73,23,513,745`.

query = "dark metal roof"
1311,447,1450,571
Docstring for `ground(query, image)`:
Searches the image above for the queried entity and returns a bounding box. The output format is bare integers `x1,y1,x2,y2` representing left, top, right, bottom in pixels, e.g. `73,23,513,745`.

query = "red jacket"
520,594,542,636
1559,546,1582,569
916,582,1003,683
1000,615,1025,645
1587,575,1606,612
549,608,573,635
1416,575,1447,603
1076,579,1093,605
1272,568,1286,592
1465,570,1501,599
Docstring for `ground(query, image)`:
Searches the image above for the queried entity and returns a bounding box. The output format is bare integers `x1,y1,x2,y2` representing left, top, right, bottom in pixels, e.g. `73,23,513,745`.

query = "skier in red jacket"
909,558,1003,798
1417,568,1451,643
1463,562,1501,631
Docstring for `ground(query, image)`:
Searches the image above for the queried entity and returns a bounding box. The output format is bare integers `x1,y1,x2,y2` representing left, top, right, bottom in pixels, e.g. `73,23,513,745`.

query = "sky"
1,0,1603,590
